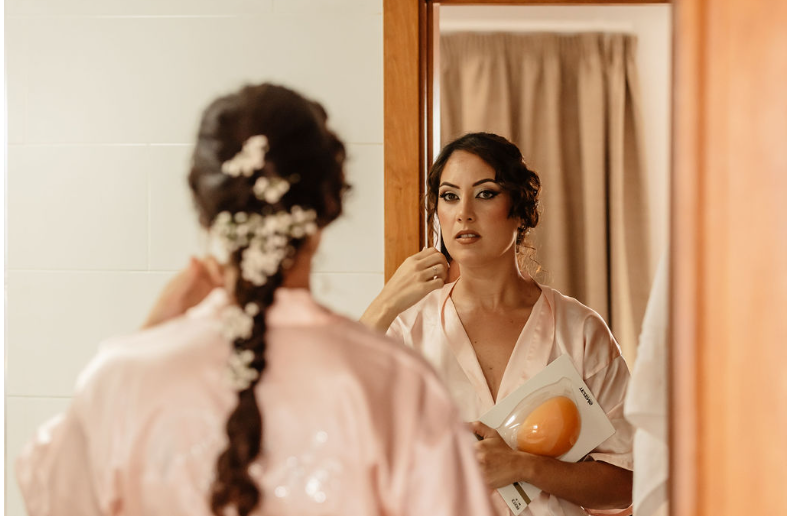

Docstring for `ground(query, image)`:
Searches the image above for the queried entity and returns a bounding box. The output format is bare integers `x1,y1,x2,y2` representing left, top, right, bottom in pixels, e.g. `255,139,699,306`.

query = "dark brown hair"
188,83,347,516
426,132,541,273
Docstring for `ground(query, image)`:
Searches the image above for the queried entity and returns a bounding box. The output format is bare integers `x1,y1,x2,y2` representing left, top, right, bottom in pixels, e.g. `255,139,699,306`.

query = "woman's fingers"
470,421,498,439
420,262,448,282
416,247,448,267
374,248,450,318
200,255,226,287
415,249,449,282
425,277,446,292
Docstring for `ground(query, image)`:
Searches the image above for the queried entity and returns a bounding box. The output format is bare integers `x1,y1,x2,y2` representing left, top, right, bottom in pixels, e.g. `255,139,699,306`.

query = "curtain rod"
440,19,635,33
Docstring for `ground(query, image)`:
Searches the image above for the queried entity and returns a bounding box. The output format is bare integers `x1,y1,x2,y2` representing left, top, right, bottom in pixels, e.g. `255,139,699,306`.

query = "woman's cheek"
437,205,453,227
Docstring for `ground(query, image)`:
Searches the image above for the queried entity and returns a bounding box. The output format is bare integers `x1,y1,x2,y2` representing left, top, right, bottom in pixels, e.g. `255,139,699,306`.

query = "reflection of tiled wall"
5,1,383,514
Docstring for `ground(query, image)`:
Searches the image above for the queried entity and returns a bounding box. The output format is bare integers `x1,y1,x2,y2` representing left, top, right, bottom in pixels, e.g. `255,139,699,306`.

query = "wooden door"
383,1,787,514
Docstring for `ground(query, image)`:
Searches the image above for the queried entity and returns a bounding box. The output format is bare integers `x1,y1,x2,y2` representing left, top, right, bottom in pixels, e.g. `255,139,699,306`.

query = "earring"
516,225,527,245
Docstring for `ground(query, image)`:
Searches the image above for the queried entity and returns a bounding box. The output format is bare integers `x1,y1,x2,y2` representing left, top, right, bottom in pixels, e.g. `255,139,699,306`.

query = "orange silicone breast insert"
516,396,581,457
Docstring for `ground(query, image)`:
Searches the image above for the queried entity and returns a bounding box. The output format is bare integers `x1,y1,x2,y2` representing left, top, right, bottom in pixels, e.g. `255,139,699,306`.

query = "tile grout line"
6,269,385,275
8,142,383,148
6,395,72,399
22,16,29,144
146,144,152,271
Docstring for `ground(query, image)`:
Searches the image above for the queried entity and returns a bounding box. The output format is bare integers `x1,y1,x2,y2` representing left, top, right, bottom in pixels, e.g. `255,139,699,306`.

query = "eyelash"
439,190,500,201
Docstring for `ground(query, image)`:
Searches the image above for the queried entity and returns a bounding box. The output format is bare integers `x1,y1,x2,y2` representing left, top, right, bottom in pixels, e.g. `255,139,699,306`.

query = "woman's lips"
455,232,481,244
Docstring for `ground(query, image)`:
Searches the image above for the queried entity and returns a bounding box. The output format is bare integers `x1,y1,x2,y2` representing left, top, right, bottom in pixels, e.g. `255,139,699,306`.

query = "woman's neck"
280,232,320,290
280,250,312,289
453,255,537,311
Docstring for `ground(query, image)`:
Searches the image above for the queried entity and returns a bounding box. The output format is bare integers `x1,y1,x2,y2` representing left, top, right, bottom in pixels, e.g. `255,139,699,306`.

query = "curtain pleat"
440,32,650,365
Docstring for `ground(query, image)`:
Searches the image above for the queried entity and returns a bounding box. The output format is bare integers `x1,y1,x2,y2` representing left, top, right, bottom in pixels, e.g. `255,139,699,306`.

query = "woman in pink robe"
15,84,495,516
361,133,634,516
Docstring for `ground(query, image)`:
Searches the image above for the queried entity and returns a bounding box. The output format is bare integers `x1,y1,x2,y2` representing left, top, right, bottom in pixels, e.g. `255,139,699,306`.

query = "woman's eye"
477,190,500,200
439,192,459,201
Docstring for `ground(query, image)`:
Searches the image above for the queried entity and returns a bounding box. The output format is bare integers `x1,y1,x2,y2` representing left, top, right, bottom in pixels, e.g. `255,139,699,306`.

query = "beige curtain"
441,32,650,365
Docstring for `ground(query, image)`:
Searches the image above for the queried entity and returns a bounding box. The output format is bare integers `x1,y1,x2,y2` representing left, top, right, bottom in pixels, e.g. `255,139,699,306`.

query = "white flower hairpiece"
221,135,269,177
220,305,254,342
244,302,260,316
208,206,318,286
226,348,259,391
219,305,260,391
254,176,291,204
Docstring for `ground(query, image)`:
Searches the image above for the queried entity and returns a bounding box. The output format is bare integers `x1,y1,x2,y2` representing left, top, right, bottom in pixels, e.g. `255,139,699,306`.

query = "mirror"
382,2,673,515
431,4,672,367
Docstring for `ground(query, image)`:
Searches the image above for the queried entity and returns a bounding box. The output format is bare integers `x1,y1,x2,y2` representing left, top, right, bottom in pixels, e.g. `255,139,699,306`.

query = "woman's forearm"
520,455,632,510
359,296,399,332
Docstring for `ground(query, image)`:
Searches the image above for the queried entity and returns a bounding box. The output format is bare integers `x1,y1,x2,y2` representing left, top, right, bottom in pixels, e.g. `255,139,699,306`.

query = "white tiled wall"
5,2,383,514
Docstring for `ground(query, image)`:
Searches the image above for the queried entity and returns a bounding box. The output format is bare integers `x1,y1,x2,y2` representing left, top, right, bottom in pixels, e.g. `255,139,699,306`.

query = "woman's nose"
457,198,474,222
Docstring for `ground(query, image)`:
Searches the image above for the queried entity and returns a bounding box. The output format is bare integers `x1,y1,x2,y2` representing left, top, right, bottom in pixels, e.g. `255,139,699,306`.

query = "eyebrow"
439,179,498,188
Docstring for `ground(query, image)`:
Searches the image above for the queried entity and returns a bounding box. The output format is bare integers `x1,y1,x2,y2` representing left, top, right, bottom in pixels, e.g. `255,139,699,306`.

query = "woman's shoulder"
74,291,230,398
310,313,446,381
265,310,459,423
538,284,622,361
540,284,609,327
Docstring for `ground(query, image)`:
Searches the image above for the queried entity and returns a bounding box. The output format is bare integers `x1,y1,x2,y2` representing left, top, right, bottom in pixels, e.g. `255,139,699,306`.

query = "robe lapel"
495,285,556,402
441,282,496,410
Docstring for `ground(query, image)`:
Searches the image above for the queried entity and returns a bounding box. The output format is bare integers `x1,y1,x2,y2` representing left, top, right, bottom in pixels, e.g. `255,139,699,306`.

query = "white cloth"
624,253,669,516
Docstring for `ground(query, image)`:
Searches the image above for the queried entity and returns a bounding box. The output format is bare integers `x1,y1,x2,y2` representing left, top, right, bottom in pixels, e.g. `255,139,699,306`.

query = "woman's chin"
447,250,490,269
448,245,516,271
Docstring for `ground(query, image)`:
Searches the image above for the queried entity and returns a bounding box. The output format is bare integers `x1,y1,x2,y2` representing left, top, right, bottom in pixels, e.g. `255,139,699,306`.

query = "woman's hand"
360,247,449,331
470,421,530,489
142,256,225,329
471,423,633,509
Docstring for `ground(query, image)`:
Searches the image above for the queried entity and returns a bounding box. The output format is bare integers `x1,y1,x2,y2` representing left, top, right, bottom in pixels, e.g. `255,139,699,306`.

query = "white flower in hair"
221,135,269,177
289,206,319,236
274,211,293,234
227,348,259,391
253,176,291,204
245,302,260,316
207,203,319,287
220,305,254,341
240,243,286,286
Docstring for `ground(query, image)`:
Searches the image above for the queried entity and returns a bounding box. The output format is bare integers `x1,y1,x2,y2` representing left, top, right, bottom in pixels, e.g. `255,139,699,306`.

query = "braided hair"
187,83,347,516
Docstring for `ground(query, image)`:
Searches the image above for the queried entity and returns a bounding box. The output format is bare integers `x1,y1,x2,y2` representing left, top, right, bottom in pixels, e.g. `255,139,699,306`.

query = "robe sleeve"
15,347,124,516
581,318,635,472
386,314,415,349
15,406,108,516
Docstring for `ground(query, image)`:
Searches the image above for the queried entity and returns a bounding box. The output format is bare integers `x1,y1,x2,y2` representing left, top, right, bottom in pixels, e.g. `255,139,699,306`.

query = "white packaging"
476,354,615,515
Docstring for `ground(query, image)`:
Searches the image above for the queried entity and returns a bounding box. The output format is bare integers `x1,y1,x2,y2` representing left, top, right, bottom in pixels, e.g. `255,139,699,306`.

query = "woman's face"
437,150,520,268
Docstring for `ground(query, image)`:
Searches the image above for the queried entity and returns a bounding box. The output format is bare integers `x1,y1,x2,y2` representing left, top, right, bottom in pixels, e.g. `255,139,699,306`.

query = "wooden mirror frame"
383,1,786,515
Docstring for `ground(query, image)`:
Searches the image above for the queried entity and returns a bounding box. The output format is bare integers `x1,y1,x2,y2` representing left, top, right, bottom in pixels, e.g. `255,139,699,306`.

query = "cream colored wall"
440,4,672,278
5,1,383,514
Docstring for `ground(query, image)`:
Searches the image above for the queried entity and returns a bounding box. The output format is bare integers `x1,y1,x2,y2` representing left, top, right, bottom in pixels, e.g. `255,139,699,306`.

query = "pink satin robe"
16,288,495,516
387,281,634,516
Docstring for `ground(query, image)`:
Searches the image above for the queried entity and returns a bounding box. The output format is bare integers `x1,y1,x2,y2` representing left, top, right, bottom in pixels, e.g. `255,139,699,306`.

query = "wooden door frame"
383,1,786,515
